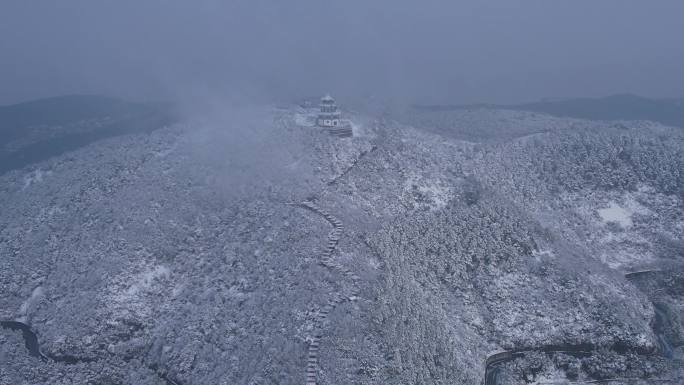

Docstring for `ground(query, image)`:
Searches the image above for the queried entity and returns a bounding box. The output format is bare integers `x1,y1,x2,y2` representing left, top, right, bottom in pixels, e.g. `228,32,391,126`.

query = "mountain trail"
298,201,360,385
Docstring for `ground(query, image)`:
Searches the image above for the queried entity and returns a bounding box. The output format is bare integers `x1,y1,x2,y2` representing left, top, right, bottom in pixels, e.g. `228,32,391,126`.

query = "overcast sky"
1,0,683,105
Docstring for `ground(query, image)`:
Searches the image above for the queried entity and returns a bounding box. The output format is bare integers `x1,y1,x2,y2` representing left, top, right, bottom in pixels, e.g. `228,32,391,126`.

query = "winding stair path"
298,201,360,385
5,200,360,385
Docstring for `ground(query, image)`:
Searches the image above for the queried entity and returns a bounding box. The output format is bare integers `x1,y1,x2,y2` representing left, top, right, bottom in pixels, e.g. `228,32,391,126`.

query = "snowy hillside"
1,103,682,385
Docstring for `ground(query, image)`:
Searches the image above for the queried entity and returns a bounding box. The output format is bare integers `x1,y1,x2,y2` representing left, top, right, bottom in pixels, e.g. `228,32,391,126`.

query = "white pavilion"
316,95,342,128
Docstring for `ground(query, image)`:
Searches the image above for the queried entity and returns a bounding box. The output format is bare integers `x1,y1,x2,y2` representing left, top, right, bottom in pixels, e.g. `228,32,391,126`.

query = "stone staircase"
328,126,353,138
299,201,360,385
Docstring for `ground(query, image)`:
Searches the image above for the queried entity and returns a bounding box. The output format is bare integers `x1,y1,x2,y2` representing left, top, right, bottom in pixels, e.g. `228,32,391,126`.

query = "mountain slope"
0,95,177,175
0,101,682,385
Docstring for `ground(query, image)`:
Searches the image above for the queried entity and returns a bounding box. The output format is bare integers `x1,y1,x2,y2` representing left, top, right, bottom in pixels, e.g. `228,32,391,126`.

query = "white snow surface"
17,286,44,322
294,111,316,127
598,201,633,227
105,264,172,318
22,169,52,190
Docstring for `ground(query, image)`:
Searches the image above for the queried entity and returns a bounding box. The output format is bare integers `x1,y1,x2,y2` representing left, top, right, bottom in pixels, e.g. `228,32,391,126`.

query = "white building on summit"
316,95,341,127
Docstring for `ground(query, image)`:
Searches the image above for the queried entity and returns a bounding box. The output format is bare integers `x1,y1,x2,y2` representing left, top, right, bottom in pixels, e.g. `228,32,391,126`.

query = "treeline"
373,193,541,290
474,127,684,200
368,194,545,384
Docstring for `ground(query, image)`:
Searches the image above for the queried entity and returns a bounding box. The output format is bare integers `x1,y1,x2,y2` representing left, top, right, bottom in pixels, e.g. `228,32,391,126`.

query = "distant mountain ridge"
0,95,177,175
414,94,684,129
1,95,144,131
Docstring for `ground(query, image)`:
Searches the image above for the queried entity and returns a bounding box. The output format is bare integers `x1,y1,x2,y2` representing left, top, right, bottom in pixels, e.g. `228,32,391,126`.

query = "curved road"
484,269,672,385
1,320,179,385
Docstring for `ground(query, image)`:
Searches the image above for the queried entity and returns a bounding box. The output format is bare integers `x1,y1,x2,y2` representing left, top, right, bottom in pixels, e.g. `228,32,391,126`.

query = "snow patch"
105,264,172,318
417,183,451,211
404,173,452,211
565,190,666,269
349,120,361,136
295,112,315,127
598,201,632,227
597,198,650,228
22,169,52,189
532,248,555,261
125,265,171,297
17,286,44,322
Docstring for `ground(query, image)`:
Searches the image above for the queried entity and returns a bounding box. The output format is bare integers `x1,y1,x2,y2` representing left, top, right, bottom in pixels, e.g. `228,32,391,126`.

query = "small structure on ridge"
316,95,353,137
316,95,342,128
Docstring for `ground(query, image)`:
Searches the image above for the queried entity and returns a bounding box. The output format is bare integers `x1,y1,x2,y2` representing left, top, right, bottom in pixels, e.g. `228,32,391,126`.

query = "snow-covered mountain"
1,98,682,385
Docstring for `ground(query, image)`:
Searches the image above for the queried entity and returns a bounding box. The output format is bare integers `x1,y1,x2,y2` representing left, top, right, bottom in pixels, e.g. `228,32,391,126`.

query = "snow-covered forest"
1,96,682,384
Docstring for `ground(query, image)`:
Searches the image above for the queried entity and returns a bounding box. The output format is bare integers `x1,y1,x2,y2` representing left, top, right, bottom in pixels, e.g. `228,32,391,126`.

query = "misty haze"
1,2,683,385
